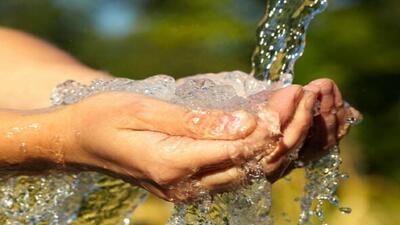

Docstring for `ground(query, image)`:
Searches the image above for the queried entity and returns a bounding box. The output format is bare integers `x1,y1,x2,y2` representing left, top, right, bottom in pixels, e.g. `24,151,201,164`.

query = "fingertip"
309,78,333,87
281,91,315,151
304,84,320,94
228,110,257,138
267,85,304,126
199,167,244,192
185,109,257,140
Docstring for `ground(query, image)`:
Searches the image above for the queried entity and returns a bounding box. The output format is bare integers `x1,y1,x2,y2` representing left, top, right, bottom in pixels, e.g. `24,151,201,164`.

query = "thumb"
127,96,257,140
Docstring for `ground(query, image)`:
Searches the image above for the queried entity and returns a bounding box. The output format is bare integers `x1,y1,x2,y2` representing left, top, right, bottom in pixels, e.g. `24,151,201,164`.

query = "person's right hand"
55,85,316,202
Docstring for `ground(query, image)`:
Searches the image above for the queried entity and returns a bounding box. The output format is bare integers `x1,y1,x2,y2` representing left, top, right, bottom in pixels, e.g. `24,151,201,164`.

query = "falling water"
167,0,339,224
0,0,359,225
252,0,327,83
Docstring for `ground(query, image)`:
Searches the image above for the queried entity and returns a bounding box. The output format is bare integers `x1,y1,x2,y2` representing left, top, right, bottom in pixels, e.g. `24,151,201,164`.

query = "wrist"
0,108,73,173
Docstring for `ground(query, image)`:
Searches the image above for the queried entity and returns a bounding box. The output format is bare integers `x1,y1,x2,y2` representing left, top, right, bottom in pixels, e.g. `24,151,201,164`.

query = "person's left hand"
260,79,362,182
295,79,362,164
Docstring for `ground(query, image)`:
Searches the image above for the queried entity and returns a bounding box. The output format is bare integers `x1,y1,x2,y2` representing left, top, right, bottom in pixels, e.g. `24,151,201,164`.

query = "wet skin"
0,27,360,202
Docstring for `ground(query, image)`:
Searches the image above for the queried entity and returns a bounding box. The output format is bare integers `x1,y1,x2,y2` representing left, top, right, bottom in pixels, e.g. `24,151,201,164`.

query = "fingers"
305,78,356,142
199,167,245,192
264,91,316,165
313,79,335,113
299,78,360,164
306,79,335,113
126,96,257,140
153,115,284,174
239,85,314,180
304,79,339,146
152,166,246,202
182,109,257,140
158,137,251,172
281,91,316,153
150,86,308,187
260,85,303,129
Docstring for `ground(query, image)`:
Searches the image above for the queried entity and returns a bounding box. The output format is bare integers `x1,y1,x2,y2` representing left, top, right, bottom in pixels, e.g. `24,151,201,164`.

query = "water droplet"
339,207,352,214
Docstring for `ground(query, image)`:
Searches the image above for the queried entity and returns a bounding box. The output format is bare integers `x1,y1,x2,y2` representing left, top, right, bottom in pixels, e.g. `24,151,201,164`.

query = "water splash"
1,71,278,224
168,179,273,225
251,0,328,83
0,171,148,224
298,146,351,225
0,173,86,225
0,71,354,224
0,0,357,224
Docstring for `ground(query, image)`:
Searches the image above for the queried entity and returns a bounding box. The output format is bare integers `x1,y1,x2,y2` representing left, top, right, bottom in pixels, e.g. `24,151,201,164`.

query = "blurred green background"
0,0,399,224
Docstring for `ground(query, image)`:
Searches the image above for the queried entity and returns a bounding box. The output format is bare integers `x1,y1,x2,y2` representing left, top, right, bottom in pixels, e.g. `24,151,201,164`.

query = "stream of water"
251,0,328,83
0,0,359,224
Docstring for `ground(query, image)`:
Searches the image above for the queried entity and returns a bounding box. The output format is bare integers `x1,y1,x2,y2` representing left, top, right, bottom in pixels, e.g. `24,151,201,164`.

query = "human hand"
56,84,315,202
265,79,362,180
297,79,362,164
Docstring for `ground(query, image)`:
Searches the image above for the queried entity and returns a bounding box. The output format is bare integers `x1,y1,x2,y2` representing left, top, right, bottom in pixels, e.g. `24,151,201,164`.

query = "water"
252,0,328,83
0,171,148,225
167,179,273,225
298,146,352,224
0,71,277,224
0,0,357,224
53,72,277,225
